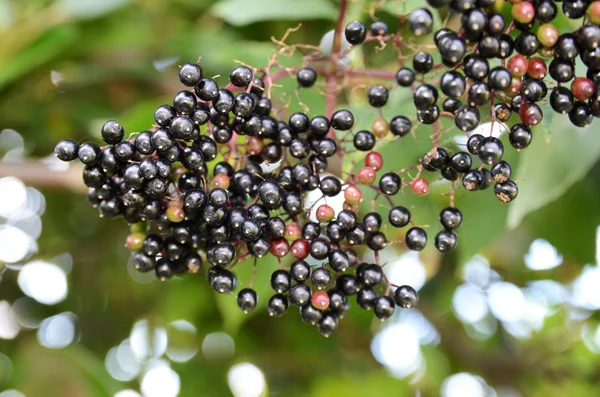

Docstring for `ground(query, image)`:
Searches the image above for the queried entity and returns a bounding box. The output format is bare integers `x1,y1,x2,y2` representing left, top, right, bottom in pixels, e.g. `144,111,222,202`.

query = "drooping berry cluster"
54,0,600,336
54,63,419,336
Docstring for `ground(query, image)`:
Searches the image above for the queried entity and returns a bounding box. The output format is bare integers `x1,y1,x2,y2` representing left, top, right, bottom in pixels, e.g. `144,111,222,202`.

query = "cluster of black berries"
54,0,600,337
344,0,600,233
54,62,421,337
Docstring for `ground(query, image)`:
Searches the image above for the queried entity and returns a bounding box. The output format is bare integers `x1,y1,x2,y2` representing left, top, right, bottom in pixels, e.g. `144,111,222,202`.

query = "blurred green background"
2,0,600,396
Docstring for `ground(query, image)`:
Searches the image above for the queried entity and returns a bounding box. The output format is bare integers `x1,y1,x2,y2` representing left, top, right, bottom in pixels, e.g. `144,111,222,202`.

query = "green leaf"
0,26,77,90
310,371,408,396
11,342,121,397
527,177,600,264
211,0,338,26
506,114,600,229
57,0,131,20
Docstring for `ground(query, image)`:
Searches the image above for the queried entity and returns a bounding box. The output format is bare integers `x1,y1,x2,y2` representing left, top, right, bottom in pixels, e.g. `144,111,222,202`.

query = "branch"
0,160,86,192
347,69,396,79
332,0,349,55
325,0,349,119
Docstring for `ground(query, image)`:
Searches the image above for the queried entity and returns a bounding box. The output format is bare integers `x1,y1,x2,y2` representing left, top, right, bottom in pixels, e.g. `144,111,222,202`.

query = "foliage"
1,0,600,396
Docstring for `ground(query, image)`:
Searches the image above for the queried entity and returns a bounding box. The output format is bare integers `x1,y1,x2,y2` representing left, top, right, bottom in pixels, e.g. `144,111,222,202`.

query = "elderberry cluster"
54,0,600,337
55,62,421,337
344,0,600,225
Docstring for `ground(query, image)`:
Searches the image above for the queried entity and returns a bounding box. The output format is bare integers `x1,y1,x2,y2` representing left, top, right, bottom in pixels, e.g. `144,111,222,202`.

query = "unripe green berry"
125,232,146,251
166,205,185,223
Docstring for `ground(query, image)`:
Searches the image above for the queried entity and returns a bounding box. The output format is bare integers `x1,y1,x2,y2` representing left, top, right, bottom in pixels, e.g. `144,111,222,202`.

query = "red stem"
332,0,349,55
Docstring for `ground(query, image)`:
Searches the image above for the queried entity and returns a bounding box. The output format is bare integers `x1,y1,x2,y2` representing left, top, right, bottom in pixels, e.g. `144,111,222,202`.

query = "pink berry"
411,178,429,196
270,239,290,258
365,151,384,171
311,290,330,310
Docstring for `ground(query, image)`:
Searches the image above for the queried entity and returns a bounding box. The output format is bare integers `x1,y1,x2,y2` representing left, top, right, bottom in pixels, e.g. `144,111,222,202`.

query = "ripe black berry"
413,51,433,73
289,284,311,306
78,142,102,165
394,285,419,309
440,207,463,230
405,227,427,251
390,116,412,137
345,21,367,44
374,296,395,320
336,274,360,295
311,267,332,290
396,68,415,87
178,63,203,86
368,85,389,107
230,65,253,88
389,206,411,228
379,172,401,195
101,120,125,144
237,288,258,313
317,313,338,337
359,264,383,287
301,304,323,324
267,294,289,317
450,152,472,173
509,123,532,150
408,8,433,36
478,137,504,165
54,140,79,162
331,109,354,130
434,230,458,252
494,180,519,203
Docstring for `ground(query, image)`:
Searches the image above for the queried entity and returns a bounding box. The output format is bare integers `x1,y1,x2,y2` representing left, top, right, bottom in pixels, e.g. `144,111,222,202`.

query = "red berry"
507,78,523,96
512,2,535,24
211,173,231,189
270,239,290,258
519,102,543,126
507,55,528,77
285,223,301,241
571,77,595,101
589,1,600,25
311,290,330,310
344,185,363,205
290,239,310,259
316,204,335,222
358,167,376,184
246,136,263,155
527,57,547,79
411,178,429,196
365,151,384,171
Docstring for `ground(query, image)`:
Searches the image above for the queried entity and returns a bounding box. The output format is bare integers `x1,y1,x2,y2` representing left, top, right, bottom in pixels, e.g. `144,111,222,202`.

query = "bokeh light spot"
17,260,67,305
453,284,489,324
524,239,562,270
0,225,33,263
441,372,491,397
227,362,266,397
140,365,180,397
0,301,20,339
487,282,525,323
37,312,76,349
202,331,235,361
0,176,27,218
166,320,198,363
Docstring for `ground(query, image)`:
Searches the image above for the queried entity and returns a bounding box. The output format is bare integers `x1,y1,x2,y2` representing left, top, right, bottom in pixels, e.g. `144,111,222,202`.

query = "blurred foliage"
2,0,600,396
